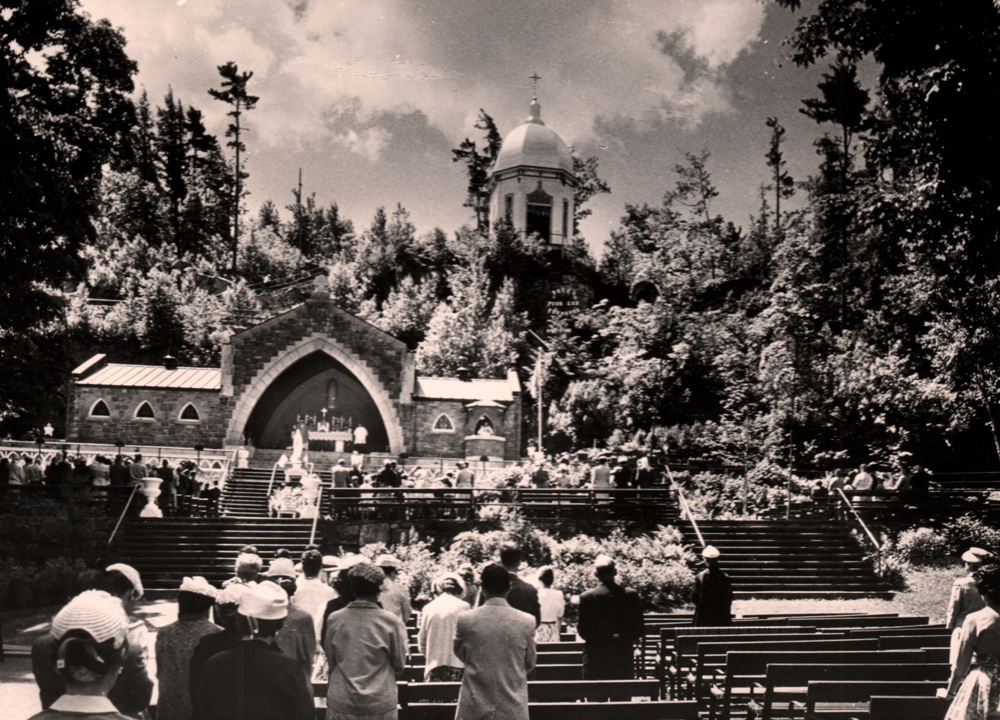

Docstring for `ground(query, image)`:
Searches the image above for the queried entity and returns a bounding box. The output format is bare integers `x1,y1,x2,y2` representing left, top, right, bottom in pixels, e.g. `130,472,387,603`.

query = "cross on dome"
527,71,544,125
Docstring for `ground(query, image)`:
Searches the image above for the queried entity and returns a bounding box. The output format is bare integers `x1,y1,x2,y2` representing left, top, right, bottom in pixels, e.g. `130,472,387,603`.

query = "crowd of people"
0,451,219,515
24,539,657,720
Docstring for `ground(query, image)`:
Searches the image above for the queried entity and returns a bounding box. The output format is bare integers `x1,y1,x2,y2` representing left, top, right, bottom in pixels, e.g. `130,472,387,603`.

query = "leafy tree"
209,61,259,272
452,110,502,235
0,0,136,334
571,155,611,236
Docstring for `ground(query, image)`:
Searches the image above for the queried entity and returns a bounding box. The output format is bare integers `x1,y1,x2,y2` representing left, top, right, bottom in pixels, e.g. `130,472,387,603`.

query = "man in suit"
691,545,732,626
577,554,644,680
498,543,541,626
455,564,536,720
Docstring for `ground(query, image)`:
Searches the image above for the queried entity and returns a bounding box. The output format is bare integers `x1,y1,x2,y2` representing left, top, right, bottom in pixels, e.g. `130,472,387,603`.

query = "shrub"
889,527,953,567
943,515,1000,558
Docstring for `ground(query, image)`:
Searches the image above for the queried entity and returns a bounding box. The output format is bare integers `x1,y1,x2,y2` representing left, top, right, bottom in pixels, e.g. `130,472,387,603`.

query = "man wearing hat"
946,547,993,665
692,546,733,626
577,555,643,679
417,573,470,681
193,581,313,720
155,577,219,720
377,554,412,624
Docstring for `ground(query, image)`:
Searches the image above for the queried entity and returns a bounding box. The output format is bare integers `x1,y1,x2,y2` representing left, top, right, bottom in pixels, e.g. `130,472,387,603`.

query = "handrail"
107,485,142,550
663,463,705,549
675,485,705,549
266,461,283,499
835,487,882,574
309,484,324,547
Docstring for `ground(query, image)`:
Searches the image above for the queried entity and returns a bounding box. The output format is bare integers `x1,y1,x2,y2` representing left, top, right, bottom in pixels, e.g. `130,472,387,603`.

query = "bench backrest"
868,695,952,720
878,634,951,650
698,637,877,663
675,630,825,657
805,679,941,709
401,700,699,720
795,615,928,628
722,649,926,677
848,624,947,638
401,679,661,704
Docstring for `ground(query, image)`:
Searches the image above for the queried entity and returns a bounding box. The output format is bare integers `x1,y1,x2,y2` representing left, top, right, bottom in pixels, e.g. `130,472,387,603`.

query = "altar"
308,429,352,452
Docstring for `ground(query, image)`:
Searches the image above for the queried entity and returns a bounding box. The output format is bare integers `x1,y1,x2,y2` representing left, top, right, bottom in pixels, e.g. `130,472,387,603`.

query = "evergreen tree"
452,110,502,235
209,61,259,273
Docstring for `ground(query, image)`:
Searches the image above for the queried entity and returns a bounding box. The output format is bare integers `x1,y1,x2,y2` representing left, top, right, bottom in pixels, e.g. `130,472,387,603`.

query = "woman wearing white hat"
27,591,133,720
192,581,313,720
947,548,993,666
417,573,471,681
154,577,219,720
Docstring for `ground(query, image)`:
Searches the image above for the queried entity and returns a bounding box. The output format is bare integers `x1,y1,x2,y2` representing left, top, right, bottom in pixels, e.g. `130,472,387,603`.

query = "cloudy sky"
79,0,873,255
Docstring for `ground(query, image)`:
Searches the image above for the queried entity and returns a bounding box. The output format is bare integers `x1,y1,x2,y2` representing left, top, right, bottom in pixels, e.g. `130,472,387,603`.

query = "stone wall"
67,385,228,448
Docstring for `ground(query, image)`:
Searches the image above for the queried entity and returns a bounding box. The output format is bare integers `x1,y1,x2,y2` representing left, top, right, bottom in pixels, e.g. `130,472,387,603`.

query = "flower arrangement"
269,484,307,515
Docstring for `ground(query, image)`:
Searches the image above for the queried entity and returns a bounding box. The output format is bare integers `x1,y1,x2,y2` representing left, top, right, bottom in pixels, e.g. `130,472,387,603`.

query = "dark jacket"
692,566,733,626
192,639,313,720
577,580,644,680
507,573,541,627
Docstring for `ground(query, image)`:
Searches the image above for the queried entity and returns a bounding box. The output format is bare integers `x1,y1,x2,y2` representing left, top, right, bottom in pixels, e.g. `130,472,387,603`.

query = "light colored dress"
945,606,1000,720
949,575,988,666
536,587,565,642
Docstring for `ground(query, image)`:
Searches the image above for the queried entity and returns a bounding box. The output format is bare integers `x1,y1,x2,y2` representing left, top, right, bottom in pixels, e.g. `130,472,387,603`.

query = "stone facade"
67,280,523,460
67,385,228,448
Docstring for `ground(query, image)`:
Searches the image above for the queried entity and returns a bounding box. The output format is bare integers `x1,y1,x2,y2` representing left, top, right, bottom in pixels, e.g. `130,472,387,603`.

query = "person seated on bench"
939,560,1000,718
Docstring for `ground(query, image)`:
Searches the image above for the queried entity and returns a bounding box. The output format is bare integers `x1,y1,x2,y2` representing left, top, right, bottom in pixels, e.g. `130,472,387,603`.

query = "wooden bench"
847,624,947,638
665,629,820,696
795,615,929,629
706,648,927,720
868,695,951,720
400,679,661,704
803,680,942,719
685,636,867,702
878,633,951,650
401,700,699,720
747,663,949,720
407,651,582,667
402,663,583,682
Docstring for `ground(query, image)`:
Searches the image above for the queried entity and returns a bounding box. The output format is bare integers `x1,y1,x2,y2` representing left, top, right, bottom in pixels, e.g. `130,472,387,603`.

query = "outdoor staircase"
112,517,315,591
678,519,890,600
221,469,298,517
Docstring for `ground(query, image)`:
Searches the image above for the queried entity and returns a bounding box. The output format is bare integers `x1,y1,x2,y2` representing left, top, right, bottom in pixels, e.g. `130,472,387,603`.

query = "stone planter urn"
299,473,322,519
139,477,163,518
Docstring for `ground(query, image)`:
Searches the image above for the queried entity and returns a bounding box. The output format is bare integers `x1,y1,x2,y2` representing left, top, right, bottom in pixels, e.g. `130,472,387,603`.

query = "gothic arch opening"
243,351,390,451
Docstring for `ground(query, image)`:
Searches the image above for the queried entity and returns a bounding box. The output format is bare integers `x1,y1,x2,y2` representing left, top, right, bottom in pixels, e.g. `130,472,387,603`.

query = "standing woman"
27,590,132,720
948,548,992,666
941,562,1000,718
535,567,565,643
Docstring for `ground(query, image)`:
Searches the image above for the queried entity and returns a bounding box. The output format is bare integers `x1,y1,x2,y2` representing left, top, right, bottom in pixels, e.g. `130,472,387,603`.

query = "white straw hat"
51,590,129,647
179,576,218,599
106,563,144,598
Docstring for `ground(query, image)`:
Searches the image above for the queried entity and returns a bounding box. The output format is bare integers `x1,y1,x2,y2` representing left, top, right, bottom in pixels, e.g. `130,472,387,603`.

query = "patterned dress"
945,653,1000,720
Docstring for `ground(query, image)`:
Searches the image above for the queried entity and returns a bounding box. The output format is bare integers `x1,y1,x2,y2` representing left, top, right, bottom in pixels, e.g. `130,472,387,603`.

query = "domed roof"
492,98,575,177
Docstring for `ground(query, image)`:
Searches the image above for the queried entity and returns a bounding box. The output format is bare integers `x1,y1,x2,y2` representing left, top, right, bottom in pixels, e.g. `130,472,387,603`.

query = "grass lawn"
731,565,960,622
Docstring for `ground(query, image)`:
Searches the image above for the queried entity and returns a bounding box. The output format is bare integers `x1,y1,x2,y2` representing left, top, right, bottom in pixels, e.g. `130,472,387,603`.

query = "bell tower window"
526,182,552,243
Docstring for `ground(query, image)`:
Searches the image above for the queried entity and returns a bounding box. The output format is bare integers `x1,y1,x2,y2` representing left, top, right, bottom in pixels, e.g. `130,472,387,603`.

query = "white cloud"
81,0,768,158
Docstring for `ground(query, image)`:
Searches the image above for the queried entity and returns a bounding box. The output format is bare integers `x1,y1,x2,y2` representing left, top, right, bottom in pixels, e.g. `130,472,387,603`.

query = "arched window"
474,415,495,436
134,402,156,420
89,400,111,418
526,182,552,243
432,413,455,433
179,403,200,422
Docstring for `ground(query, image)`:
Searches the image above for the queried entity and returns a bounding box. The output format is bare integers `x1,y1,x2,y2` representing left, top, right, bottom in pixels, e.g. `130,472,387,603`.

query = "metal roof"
414,377,515,402
75,364,221,390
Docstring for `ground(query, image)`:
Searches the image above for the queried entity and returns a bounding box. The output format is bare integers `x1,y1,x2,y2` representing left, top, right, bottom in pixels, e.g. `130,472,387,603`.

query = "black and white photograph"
3,1,1000,718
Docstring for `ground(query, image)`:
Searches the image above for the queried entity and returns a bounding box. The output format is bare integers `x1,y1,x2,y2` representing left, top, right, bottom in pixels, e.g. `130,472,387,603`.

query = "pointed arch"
134,401,156,420
432,413,455,433
89,399,111,418
178,403,200,422
226,334,405,452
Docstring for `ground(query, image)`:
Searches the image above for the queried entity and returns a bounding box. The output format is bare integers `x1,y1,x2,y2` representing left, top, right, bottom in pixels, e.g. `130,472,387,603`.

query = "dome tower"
488,93,577,247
